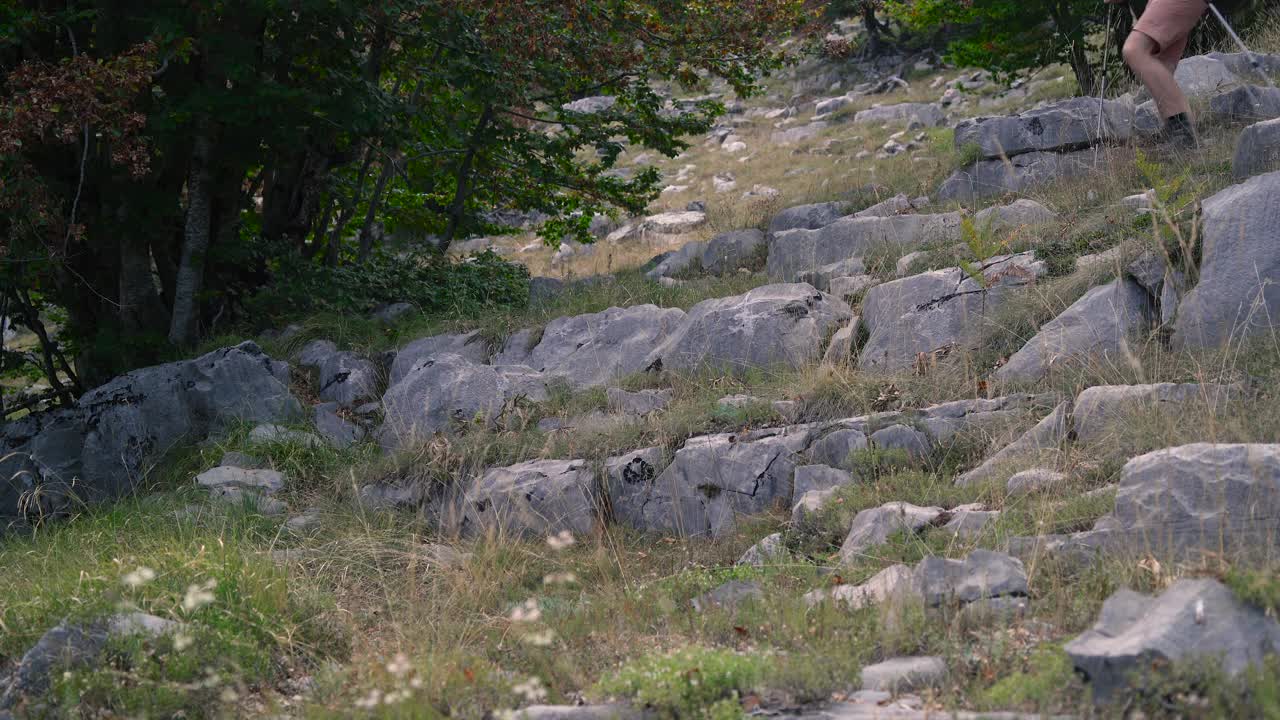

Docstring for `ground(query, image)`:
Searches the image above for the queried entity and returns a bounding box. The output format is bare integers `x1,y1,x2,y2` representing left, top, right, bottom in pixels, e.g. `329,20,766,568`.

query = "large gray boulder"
995,279,1153,385
1109,444,1280,556
644,240,707,280
298,344,379,408
378,354,556,450
603,446,665,530
937,149,1095,204
854,102,945,127
839,502,944,563
618,430,807,538
389,331,489,387
768,201,849,235
793,464,854,499
1207,85,1280,124
643,284,851,374
1172,171,1280,349
1233,117,1280,179
3,343,300,520
767,213,963,282
1,613,179,708
974,199,1057,234
460,459,600,538
701,229,767,275
858,253,1046,373
953,98,1135,159
1066,579,1280,703
506,305,687,388
1072,383,1241,444
912,550,1028,607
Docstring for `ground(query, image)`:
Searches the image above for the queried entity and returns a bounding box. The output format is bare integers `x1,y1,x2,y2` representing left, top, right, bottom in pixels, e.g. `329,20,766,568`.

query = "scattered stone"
1006,468,1067,496
218,451,261,469
196,466,286,495
515,706,647,720
854,103,945,127
792,488,838,525
372,302,414,323
795,258,868,292
860,657,947,693
644,211,707,235
713,173,737,193
314,402,365,449
602,447,665,530
815,94,853,117
1172,171,1280,350
822,317,860,367
913,550,1028,607
854,194,915,218
249,424,325,449
942,507,999,539
296,341,380,408
839,502,944,563
772,121,830,145
870,424,931,459
1207,85,1280,124
606,388,673,416
1235,118,1280,180
285,508,322,533
644,284,852,375
768,202,849,235
692,580,764,613
737,532,789,566
1066,579,1280,703
717,394,762,410
808,564,914,609
994,279,1153,384
461,459,599,538
358,481,426,511
974,199,1057,233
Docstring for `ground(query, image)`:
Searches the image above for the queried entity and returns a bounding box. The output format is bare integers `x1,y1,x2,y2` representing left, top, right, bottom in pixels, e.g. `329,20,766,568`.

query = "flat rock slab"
606,388,673,416
953,97,1134,160
196,466,286,495
1234,117,1280,180
957,400,1070,486
643,211,706,235
1066,578,1280,703
389,331,489,387
769,201,849,235
840,502,944,563
854,102,945,127
691,580,765,612
937,149,1096,204
860,656,947,693
737,532,789,566
1072,383,1241,444
767,213,962,283
914,550,1028,607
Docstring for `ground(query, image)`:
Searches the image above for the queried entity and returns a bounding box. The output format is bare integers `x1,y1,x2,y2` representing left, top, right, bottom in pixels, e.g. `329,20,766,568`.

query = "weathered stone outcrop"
389,331,489,387
1233,117,1280,179
953,98,1134,159
937,149,1096,204
767,213,963,282
460,459,600,538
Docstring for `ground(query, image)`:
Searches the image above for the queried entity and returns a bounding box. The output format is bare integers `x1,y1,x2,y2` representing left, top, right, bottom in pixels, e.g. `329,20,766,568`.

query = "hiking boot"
1161,112,1199,150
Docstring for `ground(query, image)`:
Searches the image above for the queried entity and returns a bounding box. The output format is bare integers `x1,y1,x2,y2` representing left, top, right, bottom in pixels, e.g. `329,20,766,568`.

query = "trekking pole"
1095,5,1116,167
1206,2,1277,89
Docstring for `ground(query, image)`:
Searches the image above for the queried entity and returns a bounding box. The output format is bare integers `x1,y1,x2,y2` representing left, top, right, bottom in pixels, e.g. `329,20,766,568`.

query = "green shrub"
243,248,529,328
594,646,767,719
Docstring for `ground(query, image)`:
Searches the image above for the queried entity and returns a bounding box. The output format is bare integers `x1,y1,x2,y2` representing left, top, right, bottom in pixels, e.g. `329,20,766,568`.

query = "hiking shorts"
1134,0,1208,63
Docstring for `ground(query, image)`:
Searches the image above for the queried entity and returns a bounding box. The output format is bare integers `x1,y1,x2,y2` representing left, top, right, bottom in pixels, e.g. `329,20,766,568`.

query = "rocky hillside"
5,30,1280,720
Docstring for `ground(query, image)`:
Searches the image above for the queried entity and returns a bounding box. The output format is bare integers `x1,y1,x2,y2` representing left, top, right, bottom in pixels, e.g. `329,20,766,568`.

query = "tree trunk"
442,106,494,253
168,122,215,346
357,152,399,262
862,2,884,58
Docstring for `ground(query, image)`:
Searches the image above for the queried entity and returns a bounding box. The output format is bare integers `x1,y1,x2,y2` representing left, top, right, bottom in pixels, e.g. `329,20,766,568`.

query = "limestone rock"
644,211,706,235
793,464,854,499
1234,117,1280,179
995,279,1153,384
691,580,764,612
513,305,687,389
737,532,789,566
828,274,878,301
1006,468,1067,496
389,331,489,387
1207,85,1280,124
1173,171,1280,349
822,317,860,367
603,447,666,530
809,428,869,469
701,229,766,275
461,459,600,538
297,342,379,408
795,257,868,293
313,402,366,449
937,149,1096,204
606,388,672,417
1072,383,1241,444
854,103,945,127
860,657,947,693
644,284,852,374
913,550,1028,607
839,502,944,563
767,213,963,283
974,199,1057,233
1066,579,1280,703
769,201,849,235
952,98,1134,160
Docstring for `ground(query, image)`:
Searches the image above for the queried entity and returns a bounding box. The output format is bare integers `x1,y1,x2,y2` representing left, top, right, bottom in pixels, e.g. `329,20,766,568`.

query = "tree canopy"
0,0,811,405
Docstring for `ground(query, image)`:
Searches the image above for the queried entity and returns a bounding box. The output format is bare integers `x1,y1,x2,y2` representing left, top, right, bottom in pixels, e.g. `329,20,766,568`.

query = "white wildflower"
546,530,576,551
543,572,578,585
509,598,542,623
122,566,156,588
521,629,556,647
512,676,548,703
173,633,194,652
386,652,412,677
353,688,382,708
182,579,217,612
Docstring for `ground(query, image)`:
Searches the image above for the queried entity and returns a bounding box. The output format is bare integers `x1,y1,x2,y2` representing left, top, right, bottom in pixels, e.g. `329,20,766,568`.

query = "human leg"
1123,30,1191,118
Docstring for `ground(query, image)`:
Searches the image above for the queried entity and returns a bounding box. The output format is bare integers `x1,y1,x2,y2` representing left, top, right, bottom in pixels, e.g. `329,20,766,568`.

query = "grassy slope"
7,17,1280,718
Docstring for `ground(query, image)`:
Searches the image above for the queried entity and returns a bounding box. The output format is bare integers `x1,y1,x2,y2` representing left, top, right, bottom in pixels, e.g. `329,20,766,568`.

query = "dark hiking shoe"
1161,113,1200,151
